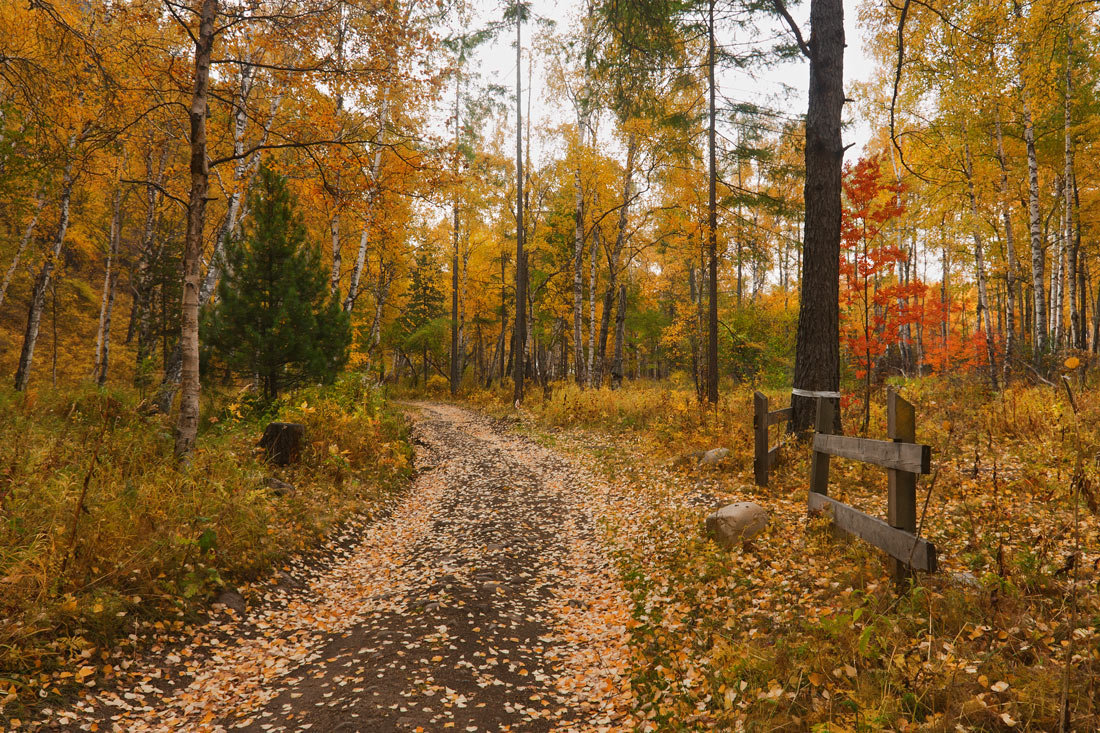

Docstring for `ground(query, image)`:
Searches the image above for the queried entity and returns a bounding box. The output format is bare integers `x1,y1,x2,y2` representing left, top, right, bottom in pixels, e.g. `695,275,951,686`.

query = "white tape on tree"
791,388,842,399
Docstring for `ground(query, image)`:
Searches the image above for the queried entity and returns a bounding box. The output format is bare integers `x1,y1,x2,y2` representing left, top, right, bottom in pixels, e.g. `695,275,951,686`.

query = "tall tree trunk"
611,283,626,389
787,0,845,432
593,134,637,386
1063,38,1080,350
705,0,719,404
450,77,461,396
994,113,1018,373
572,135,586,386
689,262,701,397
0,196,42,311
1051,198,1064,347
964,141,999,390
15,165,74,391
344,95,388,313
174,0,218,459
587,221,598,385
1074,180,1085,349
94,187,123,386
368,251,394,350
329,214,342,296
513,10,525,405
941,233,949,371
1023,98,1046,360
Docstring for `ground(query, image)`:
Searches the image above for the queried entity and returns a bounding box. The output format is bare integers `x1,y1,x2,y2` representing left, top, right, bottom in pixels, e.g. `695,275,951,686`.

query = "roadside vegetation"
0,376,412,717
470,376,1100,730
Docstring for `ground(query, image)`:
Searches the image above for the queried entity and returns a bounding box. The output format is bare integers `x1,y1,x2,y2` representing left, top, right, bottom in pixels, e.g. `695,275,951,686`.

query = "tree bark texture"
994,114,1018,371
0,195,42,312
1023,98,1047,359
964,141,999,390
174,0,218,459
706,0,719,404
94,187,123,386
790,0,845,432
15,165,74,392
611,283,626,389
512,12,525,405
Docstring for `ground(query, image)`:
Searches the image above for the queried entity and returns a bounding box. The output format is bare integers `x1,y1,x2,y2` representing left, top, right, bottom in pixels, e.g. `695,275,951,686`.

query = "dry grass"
469,376,1100,731
0,375,412,715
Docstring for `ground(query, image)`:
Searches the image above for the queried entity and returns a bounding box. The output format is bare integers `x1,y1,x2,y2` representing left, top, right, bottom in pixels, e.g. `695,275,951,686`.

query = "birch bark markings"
94,187,124,386
1063,33,1081,349
512,7,526,405
15,164,74,392
0,196,42,311
174,0,218,459
1022,99,1046,360
963,141,999,389
994,114,1018,368
344,93,388,313
572,125,586,386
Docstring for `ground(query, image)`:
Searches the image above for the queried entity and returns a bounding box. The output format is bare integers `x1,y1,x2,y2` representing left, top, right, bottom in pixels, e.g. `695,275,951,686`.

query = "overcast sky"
464,0,878,163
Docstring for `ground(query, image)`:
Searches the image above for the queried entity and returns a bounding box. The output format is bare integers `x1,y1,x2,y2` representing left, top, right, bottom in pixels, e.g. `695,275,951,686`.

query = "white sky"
467,0,879,164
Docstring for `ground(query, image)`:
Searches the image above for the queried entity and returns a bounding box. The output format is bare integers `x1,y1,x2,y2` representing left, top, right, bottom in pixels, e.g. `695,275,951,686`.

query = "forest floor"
467,379,1100,731
24,403,632,732
7,378,1100,732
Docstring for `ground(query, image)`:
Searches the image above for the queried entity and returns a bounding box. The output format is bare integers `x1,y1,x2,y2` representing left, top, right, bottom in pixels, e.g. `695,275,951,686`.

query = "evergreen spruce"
389,252,446,385
204,165,350,398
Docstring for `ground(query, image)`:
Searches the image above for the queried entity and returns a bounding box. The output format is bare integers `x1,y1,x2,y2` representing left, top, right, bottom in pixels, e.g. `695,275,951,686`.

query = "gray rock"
951,571,980,588
263,477,296,497
706,502,768,548
215,589,247,614
699,448,730,466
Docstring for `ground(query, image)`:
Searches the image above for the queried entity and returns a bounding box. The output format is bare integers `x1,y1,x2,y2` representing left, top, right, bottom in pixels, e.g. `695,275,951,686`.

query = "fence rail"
807,389,937,580
753,391,790,487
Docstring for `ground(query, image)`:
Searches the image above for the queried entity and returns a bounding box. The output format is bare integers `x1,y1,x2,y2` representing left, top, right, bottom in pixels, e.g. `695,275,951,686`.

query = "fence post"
808,396,834,498
754,391,768,487
887,388,917,582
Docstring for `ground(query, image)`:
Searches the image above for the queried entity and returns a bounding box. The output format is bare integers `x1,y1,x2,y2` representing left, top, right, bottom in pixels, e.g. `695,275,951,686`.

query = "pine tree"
393,251,446,385
204,165,350,399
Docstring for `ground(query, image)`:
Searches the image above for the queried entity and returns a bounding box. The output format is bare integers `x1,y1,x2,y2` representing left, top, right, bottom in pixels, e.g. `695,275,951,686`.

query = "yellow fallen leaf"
808,672,825,687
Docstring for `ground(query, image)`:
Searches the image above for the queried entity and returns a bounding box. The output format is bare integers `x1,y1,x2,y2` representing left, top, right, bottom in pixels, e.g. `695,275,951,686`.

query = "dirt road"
48,403,631,732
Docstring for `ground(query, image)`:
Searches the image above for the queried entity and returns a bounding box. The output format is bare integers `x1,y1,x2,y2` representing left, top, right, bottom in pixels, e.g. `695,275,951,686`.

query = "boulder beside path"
706,502,768,548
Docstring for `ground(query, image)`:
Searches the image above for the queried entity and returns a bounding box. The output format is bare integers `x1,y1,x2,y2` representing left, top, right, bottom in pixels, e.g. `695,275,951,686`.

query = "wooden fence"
807,389,937,579
753,391,791,487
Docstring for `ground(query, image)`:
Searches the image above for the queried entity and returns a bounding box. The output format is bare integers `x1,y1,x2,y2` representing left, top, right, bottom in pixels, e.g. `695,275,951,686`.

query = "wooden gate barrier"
807,389,937,579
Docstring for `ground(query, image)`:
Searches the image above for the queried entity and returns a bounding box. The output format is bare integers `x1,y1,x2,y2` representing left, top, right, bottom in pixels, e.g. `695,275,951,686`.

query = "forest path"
52,403,631,733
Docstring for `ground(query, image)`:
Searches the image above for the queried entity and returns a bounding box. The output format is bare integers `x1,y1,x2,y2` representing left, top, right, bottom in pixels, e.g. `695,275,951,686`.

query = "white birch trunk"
15,165,75,391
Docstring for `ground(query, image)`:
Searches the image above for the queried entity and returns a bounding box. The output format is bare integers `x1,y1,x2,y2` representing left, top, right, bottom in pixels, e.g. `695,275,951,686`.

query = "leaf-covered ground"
17,403,632,732
0,377,412,726
473,379,1099,731
6,379,1098,731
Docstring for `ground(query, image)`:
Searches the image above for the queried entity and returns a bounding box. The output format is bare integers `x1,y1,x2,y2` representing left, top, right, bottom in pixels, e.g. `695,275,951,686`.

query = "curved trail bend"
51,403,631,733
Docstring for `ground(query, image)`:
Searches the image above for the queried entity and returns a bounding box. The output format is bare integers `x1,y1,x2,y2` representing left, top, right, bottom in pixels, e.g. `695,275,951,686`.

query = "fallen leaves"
26,403,635,732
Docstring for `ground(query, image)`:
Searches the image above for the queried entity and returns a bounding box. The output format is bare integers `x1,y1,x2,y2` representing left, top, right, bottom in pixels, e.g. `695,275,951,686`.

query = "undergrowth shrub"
0,374,411,701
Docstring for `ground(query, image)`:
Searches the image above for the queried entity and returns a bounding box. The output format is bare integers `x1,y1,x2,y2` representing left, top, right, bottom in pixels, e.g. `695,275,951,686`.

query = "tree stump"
259,422,305,466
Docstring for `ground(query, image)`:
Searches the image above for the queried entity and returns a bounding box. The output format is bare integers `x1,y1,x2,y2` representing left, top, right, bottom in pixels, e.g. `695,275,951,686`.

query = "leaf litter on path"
32,403,633,732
